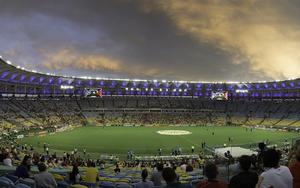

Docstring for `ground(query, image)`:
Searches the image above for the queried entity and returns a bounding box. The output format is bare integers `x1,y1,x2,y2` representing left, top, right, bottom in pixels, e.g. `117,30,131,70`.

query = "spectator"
229,155,258,188
257,149,293,188
135,169,154,188
85,161,99,184
15,155,32,178
69,163,81,184
257,142,267,172
3,153,13,167
186,164,193,172
0,150,5,162
289,146,300,188
114,164,121,174
196,163,228,188
151,163,164,186
34,162,57,188
162,167,192,188
180,162,187,171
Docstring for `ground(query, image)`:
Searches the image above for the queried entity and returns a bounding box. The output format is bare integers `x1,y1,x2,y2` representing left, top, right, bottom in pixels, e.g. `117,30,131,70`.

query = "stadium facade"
0,57,299,99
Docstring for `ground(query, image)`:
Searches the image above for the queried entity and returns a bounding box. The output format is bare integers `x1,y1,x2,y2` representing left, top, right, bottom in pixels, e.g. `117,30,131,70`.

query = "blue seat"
0,179,11,188
101,181,115,188
14,183,31,188
18,178,35,188
80,181,97,188
0,176,15,187
57,181,70,188
6,175,19,183
191,179,201,186
116,183,131,188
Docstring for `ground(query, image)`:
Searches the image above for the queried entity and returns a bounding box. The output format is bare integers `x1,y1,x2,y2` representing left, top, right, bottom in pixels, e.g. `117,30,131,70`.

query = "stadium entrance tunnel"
157,130,192,136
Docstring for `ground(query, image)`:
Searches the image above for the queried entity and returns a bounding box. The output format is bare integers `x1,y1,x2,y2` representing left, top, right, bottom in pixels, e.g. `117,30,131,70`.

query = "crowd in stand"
1,98,300,135
0,99,300,187
0,138,299,188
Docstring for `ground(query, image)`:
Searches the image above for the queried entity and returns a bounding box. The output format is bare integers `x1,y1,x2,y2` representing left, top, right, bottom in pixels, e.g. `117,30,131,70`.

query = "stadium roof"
0,56,299,86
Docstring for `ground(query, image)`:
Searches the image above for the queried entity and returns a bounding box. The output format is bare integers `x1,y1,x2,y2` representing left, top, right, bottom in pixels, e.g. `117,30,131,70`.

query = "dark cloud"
0,0,299,81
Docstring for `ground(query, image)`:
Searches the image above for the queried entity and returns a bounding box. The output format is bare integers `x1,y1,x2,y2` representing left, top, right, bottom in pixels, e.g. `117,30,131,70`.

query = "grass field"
20,126,299,156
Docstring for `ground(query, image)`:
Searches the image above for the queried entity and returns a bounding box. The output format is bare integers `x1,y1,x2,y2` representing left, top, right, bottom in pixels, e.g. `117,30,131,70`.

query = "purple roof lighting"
100,81,104,86
57,78,62,85
10,73,18,80
29,76,36,82
264,83,269,88
1,71,9,79
39,77,45,83
49,77,54,84
20,75,26,81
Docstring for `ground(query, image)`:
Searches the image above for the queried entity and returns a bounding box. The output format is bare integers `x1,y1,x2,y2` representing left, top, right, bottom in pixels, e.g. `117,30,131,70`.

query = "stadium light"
6,60,12,65
235,89,248,93
159,88,162,92
60,85,74,90
125,87,128,91
131,88,134,91
150,88,154,91
173,89,176,92
145,88,148,91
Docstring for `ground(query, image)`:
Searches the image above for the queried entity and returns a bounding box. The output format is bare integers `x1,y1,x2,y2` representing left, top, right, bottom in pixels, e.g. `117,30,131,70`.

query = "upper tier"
0,57,299,99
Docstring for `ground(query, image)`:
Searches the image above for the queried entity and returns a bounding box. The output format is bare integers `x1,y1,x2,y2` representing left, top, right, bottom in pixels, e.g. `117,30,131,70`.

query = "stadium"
1,1,300,188
1,54,300,187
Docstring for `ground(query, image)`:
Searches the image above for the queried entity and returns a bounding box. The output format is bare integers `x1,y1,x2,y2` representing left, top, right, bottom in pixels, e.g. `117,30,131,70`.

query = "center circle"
157,130,192,136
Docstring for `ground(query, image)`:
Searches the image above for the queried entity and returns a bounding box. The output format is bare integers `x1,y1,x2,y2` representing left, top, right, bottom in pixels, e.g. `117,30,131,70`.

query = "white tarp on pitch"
215,147,257,158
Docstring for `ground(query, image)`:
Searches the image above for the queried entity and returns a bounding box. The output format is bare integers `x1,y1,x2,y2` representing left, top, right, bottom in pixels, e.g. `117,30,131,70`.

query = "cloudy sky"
0,0,300,82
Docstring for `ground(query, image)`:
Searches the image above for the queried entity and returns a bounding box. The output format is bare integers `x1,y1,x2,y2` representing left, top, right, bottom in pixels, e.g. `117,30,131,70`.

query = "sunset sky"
0,0,300,82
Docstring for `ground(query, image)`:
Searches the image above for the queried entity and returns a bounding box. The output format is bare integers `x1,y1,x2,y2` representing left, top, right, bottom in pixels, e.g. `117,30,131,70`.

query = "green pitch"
20,126,299,156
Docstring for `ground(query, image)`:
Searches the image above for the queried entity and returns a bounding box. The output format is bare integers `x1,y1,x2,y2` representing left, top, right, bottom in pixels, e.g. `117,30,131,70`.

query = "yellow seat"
70,185,88,188
52,173,65,181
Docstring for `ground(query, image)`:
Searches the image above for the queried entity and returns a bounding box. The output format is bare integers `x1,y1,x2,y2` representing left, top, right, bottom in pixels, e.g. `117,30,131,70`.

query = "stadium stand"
0,57,300,187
